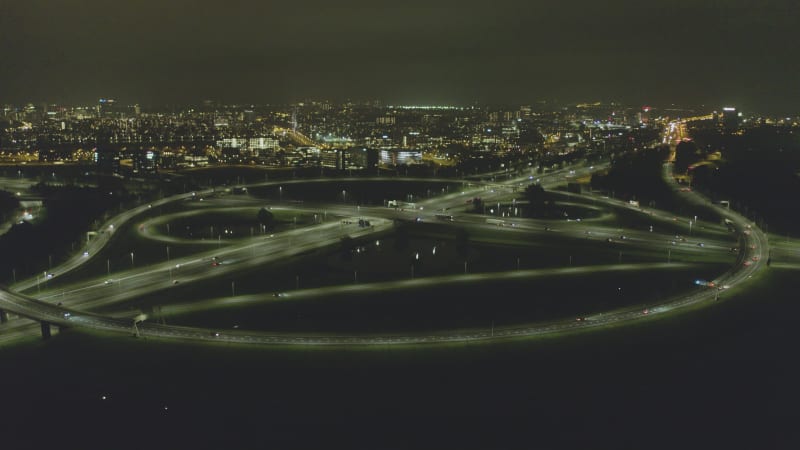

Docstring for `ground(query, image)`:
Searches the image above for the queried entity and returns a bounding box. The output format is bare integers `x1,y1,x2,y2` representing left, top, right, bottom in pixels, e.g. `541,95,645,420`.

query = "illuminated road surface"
0,159,768,346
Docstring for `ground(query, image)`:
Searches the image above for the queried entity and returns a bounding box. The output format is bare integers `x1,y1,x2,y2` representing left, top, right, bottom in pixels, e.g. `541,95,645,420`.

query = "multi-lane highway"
0,155,768,345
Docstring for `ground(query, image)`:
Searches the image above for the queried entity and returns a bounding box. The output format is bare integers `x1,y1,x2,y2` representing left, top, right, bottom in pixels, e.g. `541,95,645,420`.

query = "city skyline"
2,1,799,113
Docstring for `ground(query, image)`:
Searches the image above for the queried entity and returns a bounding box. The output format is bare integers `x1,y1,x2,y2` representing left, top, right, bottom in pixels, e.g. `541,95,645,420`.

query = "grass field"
73,219,734,334
160,264,727,333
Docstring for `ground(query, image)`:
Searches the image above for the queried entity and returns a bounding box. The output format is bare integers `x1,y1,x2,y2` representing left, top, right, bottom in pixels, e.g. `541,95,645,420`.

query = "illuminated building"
320,148,344,169
638,106,651,124
721,107,740,133
379,149,422,166
343,147,378,169
217,137,279,158
130,149,159,175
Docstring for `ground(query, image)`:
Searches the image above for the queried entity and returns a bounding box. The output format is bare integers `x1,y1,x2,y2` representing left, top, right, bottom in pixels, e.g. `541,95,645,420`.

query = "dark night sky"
1,0,799,112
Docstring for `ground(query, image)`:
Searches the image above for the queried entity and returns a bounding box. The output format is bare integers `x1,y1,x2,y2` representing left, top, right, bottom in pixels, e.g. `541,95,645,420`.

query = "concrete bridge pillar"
0,310,8,323
40,321,51,339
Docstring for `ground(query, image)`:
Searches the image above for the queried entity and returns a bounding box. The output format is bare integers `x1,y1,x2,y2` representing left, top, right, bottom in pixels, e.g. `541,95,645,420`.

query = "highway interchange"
0,132,770,346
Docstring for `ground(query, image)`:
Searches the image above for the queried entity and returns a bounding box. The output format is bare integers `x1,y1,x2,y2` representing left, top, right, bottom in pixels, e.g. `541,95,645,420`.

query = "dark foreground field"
1,267,798,450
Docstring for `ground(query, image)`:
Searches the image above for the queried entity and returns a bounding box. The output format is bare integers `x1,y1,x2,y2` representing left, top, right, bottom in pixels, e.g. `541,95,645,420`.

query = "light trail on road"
0,158,769,346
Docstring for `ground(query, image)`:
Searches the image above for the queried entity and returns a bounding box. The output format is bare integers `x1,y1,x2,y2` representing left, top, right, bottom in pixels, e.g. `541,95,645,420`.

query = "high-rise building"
721,107,740,133
638,106,652,124
98,98,115,117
